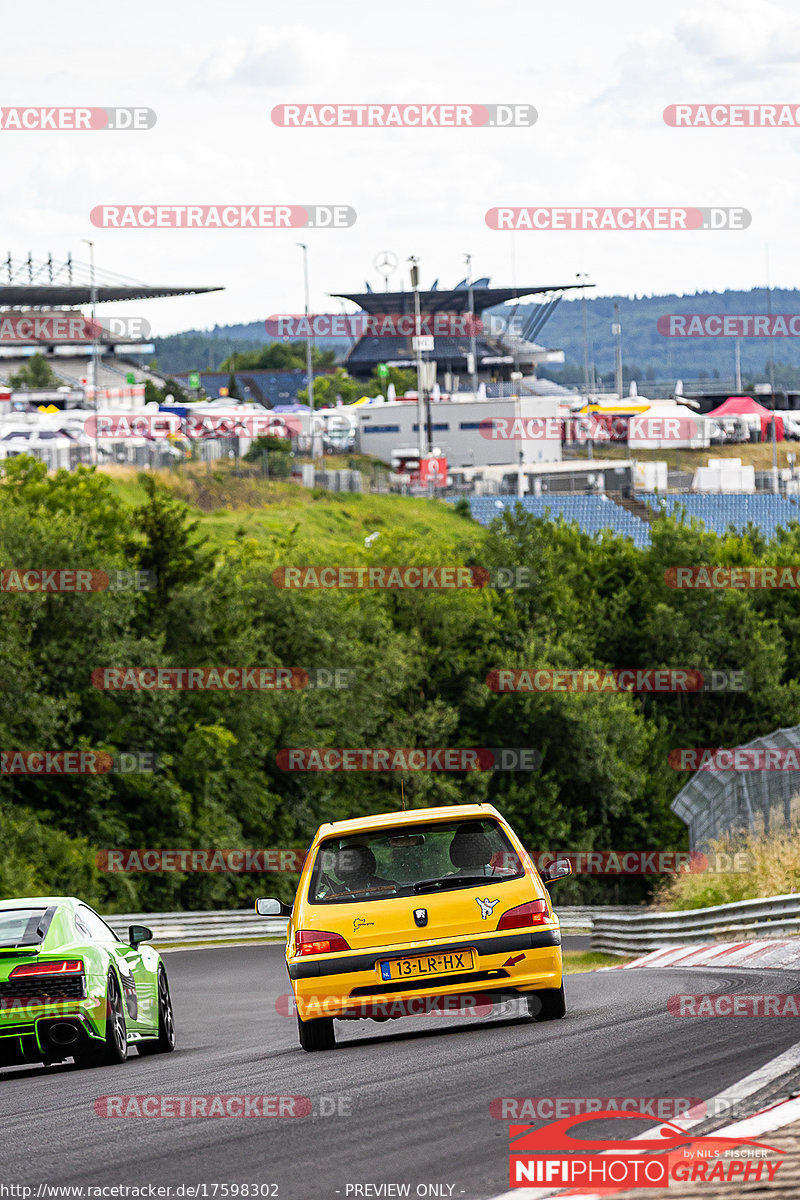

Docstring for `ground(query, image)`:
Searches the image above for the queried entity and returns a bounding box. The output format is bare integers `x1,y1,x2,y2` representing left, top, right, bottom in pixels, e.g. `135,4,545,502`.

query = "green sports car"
0,895,176,1069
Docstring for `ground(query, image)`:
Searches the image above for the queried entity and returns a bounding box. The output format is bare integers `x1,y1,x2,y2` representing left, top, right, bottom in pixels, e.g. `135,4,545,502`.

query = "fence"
101,905,635,946
104,899,800,957
671,725,800,848
104,909,288,944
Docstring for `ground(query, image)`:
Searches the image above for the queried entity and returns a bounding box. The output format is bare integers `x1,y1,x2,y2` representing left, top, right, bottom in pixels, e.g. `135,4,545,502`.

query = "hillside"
153,289,800,384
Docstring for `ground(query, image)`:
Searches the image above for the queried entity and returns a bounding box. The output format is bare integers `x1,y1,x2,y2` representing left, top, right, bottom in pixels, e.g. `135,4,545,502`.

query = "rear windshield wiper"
413,875,496,894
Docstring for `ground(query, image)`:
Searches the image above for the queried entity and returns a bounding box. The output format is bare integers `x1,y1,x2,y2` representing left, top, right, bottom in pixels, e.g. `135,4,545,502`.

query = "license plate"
379,949,475,982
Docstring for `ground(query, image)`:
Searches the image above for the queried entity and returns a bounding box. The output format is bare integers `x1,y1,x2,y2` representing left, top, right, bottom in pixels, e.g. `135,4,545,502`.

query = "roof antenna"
401,778,406,811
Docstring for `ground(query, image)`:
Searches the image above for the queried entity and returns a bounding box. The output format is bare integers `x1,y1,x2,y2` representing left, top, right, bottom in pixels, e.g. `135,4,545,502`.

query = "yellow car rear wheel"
297,1013,336,1052
526,984,566,1021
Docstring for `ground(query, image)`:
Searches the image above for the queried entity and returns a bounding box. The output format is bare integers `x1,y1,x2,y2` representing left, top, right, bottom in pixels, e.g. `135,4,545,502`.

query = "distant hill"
153,290,800,382
522,288,800,384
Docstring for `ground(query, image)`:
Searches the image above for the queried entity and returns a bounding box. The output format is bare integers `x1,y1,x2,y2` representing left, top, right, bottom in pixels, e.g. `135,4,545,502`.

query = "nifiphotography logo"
508,1110,784,1188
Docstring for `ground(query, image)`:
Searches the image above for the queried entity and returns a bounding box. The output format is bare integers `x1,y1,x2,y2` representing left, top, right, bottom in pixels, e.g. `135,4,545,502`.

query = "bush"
657,826,800,910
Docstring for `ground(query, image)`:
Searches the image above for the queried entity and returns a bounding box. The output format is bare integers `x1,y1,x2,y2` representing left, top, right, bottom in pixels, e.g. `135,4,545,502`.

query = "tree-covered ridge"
2,456,799,911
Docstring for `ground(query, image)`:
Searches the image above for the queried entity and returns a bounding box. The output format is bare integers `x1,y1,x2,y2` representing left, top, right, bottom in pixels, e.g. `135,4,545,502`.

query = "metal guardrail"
103,897,800,957
554,905,638,932
104,909,288,944
591,893,800,956
100,905,640,946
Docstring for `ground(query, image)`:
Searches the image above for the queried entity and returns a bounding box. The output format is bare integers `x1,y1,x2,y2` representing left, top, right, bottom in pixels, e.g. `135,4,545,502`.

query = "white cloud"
192,26,347,89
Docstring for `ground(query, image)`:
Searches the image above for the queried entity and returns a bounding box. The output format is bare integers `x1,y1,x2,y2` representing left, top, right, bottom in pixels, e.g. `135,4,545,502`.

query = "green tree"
9,353,60,389
127,475,214,611
219,343,337,372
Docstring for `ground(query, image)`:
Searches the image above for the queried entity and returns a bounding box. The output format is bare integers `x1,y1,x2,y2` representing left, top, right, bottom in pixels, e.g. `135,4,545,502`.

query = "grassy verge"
562,950,633,972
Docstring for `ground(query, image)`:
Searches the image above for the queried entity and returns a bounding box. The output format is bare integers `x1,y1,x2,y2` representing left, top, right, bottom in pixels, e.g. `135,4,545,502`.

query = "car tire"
75,971,128,1067
526,985,566,1022
297,1013,336,1052
137,966,176,1055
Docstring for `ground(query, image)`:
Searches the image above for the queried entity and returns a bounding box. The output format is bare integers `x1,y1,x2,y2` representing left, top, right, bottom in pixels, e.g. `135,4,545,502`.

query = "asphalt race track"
3,943,800,1199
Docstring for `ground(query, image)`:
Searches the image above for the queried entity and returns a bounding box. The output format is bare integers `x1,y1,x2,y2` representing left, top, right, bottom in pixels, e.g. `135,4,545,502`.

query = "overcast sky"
3,0,800,335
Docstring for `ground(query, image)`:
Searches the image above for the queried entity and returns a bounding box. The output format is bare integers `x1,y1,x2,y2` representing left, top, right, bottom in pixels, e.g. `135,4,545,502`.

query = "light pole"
766,266,779,494
409,256,425,460
82,239,99,462
613,302,623,401
298,241,316,460
297,243,314,412
577,273,592,459
576,273,590,393
464,252,479,397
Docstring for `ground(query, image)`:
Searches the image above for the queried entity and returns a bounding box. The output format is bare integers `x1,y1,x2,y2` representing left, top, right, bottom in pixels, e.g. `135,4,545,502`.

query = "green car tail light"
9,959,85,977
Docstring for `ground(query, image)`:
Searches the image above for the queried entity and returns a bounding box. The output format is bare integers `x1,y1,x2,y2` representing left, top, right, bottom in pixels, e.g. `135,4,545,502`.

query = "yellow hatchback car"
256,803,572,1051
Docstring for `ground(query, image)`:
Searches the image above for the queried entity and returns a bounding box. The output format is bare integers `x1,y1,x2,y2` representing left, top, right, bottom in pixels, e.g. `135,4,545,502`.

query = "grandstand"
454,490,800,547
641,492,800,539
0,252,222,404
331,278,587,384
0,352,165,395
452,495,652,548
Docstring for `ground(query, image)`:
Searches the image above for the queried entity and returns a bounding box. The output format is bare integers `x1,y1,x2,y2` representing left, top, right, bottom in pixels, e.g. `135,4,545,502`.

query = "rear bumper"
0,1007,104,1064
289,926,562,1020
0,997,106,1041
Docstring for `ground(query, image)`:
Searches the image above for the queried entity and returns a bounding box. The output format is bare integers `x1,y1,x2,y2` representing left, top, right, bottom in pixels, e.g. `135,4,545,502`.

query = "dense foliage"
2,456,799,911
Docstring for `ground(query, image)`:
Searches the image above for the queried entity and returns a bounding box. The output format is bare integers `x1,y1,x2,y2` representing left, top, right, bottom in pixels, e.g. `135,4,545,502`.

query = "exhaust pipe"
48,1021,80,1046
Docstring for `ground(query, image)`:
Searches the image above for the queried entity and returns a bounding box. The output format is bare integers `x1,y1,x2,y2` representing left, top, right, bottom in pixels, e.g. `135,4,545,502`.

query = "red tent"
706,395,784,440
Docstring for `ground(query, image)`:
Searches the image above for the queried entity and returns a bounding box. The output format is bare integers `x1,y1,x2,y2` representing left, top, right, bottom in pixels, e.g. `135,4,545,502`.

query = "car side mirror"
255,897,292,917
542,859,572,887
129,924,153,949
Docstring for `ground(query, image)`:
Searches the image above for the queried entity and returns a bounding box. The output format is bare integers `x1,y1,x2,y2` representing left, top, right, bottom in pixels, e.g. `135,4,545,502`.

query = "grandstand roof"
0,254,223,309
0,284,222,307
329,282,585,315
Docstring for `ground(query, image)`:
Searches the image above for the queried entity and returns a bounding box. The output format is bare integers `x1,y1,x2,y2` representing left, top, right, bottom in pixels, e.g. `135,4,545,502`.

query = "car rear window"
307,818,525,904
0,907,51,947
